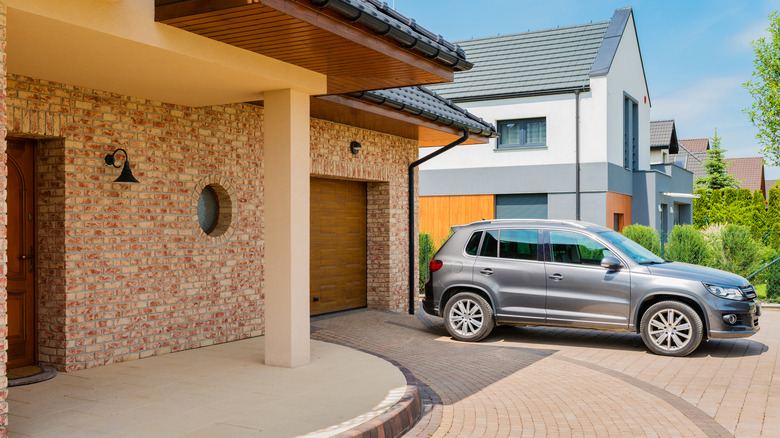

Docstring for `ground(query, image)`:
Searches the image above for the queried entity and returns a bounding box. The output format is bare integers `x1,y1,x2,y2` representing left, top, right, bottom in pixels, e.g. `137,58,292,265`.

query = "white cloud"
652,75,763,161
730,19,772,51
652,76,744,126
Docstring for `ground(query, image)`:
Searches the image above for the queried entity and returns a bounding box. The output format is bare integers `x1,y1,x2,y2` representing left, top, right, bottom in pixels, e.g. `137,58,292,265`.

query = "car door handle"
479,268,493,275
548,273,563,281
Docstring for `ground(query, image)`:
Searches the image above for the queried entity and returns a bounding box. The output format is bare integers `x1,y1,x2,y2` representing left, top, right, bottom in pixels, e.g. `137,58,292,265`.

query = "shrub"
764,261,780,300
621,224,662,256
768,222,780,250
418,232,437,293
710,224,767,278
664,225,710,265
693,188,709,228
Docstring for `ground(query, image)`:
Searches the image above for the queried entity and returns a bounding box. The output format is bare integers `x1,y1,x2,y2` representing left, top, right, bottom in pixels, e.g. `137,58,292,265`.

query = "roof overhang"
311,95,492,147
5,0,327,107
663,192,700,199
155,0,467,95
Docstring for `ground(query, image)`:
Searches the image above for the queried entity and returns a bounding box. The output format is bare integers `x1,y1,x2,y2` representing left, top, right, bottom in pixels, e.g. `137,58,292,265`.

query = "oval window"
197,186,219,234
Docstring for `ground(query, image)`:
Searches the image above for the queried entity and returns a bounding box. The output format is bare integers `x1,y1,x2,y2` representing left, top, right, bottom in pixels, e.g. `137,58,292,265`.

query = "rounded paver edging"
321,342,423,438
333,383,421,438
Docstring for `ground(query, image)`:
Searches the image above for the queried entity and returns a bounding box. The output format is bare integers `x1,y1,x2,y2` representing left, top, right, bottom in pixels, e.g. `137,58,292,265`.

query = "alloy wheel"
448,298,484,337
647,308,692,352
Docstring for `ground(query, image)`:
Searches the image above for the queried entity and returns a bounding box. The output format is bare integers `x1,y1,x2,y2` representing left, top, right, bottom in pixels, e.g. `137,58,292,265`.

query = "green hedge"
621,224,662,256
664,225,710,265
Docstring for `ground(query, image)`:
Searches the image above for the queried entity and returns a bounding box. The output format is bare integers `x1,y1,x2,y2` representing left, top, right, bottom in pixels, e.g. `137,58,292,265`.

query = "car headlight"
704,283,745,301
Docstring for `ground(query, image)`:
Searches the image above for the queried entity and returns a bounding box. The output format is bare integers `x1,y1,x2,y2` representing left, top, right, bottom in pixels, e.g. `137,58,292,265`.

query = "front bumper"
709,301,760,339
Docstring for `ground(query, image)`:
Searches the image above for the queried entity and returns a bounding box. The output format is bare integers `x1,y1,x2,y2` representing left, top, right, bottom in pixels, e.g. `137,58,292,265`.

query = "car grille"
742,286,757,299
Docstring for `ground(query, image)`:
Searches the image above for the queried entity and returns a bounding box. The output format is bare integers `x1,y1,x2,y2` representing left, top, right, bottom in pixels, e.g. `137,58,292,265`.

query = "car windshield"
597,230,666,265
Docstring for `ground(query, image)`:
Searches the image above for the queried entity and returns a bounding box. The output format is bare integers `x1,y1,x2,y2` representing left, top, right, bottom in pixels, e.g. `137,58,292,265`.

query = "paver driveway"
312,307,780,437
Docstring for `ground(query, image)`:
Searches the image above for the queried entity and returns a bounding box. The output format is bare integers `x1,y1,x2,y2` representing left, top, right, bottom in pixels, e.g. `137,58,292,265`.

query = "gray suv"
422,220,761,356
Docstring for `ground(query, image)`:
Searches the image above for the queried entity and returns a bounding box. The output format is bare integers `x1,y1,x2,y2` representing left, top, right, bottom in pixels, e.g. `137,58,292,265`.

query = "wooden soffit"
156,0,455,95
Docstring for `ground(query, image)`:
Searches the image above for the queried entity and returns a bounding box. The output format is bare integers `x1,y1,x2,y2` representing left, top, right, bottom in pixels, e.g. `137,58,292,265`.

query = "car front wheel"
640,300,703,357
443,292,495,342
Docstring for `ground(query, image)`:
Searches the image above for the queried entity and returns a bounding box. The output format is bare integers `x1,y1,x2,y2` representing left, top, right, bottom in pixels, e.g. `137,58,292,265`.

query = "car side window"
549,231,609,266
465,231,483,256
499,229,538,261
479,230,499,258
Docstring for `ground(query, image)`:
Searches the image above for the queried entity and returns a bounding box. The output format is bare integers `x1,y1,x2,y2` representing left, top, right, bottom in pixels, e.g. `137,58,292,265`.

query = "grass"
756,283,767,299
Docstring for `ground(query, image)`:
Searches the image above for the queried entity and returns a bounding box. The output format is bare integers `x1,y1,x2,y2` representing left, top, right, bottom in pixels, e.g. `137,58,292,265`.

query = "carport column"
264,89,311,368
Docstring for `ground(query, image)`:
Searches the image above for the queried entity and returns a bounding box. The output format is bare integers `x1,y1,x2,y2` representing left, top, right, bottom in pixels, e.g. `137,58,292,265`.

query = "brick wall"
5,75,418,372
310,119,418,312
0,2,8,435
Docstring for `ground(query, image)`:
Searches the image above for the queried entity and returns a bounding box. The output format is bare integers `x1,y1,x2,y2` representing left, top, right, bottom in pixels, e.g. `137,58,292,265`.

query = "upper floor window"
497,118,546,149
623,96,639,170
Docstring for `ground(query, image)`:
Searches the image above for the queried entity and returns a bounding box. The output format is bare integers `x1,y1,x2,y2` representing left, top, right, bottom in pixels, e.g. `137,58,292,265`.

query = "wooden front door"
7,139,37,368
310,178,367,316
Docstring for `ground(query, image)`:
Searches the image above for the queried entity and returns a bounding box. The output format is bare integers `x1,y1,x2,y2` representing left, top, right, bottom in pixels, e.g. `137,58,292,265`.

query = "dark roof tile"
348,86,498,137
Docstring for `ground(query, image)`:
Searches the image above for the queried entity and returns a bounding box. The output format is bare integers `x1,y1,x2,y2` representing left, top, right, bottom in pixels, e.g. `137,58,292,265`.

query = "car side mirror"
600,256,622,270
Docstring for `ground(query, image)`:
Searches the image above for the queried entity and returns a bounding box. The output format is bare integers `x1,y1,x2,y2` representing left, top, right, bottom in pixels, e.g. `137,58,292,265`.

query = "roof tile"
679,138,709,153
427,21,610,100
725,157,765,193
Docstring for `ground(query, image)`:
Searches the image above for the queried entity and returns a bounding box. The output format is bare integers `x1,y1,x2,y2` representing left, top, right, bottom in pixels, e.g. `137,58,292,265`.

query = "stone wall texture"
3,73,418,374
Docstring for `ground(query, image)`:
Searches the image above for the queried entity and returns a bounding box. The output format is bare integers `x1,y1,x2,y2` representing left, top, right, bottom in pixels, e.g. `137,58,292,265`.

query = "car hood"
646,262,750,287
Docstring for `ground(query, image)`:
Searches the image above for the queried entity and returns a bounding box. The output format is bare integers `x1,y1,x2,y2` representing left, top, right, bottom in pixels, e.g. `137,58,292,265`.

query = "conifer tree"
749,189,767,236
695,129,740,191
768,185,780,219
693,188,709,228
709,189,725,223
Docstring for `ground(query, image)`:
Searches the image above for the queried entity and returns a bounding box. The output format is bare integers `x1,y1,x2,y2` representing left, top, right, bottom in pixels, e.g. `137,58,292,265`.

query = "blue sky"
394,0,780,178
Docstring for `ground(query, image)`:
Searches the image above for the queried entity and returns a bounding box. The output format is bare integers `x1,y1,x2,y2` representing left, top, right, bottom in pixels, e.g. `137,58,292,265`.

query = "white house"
419,7,693,242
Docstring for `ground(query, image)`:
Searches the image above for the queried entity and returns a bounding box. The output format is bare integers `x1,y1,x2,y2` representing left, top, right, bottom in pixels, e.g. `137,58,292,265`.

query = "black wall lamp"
104,148,139,183
350,141,362,155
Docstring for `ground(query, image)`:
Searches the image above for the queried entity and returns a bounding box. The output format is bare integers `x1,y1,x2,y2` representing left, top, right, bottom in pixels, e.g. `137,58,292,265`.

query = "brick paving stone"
312,308,780,437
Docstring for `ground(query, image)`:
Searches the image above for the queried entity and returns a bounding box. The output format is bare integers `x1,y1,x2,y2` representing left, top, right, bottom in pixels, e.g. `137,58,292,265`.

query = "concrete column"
263,89,311,368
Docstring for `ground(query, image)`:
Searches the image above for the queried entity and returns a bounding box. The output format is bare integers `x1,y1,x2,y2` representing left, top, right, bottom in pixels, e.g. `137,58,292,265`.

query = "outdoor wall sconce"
104,148,139,183
350,141,362,155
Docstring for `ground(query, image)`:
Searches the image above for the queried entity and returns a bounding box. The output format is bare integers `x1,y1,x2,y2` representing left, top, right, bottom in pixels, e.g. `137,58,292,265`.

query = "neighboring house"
649,120,679,165
419,7,693,243
671,138,710,180
672,138,767,197
725,157,766,196
647,119,694,228
0,0,496,428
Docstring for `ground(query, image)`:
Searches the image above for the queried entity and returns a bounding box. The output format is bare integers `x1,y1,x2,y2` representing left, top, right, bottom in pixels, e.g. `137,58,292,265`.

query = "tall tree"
745,12,780,165
694,129,740,191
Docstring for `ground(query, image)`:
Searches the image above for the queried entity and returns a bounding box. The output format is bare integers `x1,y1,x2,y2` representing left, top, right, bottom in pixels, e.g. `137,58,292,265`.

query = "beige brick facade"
2,74,418,376
0,3,7,436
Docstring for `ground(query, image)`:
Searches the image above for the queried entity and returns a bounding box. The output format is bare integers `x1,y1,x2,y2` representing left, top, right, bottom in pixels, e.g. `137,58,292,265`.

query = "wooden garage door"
310,178,367,315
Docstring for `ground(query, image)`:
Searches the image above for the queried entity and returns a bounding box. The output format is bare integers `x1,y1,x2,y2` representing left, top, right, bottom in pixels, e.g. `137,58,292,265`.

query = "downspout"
408,131,470,314
575,89,581,221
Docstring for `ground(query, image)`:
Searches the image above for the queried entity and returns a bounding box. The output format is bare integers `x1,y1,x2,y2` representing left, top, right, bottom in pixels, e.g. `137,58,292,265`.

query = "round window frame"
191,175,236,245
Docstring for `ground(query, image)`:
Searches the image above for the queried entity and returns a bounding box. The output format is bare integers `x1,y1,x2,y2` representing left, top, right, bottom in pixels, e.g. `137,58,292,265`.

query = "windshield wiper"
639,260,666,265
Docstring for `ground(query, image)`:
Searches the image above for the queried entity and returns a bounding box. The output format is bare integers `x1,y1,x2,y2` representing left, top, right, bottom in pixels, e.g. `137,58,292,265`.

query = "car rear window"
479,230,499,258
465,231,483,256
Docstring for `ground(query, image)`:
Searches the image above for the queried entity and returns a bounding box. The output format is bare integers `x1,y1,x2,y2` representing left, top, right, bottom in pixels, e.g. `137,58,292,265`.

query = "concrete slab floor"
6,338,408,437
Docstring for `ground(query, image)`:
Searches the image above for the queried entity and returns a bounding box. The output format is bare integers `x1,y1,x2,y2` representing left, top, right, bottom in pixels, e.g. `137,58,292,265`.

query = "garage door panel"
310,178,367,316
